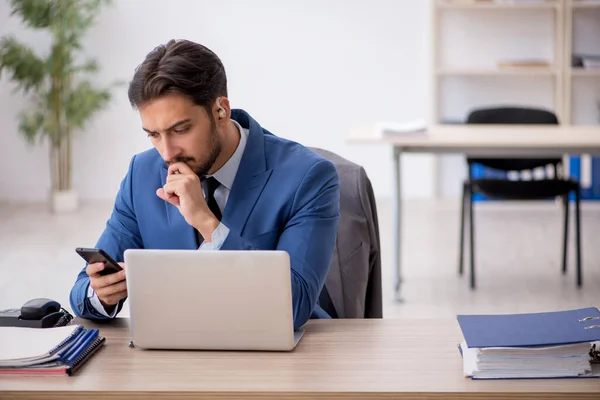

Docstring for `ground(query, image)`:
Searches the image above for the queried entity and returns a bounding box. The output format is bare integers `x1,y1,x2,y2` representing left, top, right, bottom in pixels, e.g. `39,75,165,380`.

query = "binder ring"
583,325,600,329
579,316,600,322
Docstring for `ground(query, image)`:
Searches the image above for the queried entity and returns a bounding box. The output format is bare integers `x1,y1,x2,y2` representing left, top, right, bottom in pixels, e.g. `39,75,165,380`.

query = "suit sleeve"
220,160,340,330
69,156,143,319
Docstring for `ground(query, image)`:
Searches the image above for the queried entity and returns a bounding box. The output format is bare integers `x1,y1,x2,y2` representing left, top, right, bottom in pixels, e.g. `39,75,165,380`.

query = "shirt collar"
207,119,248,191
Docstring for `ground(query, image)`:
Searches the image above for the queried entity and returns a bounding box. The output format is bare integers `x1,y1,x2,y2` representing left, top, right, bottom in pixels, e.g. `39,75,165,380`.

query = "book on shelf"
498,60,551,69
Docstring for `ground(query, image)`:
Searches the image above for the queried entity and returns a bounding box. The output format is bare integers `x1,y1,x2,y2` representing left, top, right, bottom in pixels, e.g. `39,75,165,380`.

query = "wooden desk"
349,124,600,300
1,318,599,399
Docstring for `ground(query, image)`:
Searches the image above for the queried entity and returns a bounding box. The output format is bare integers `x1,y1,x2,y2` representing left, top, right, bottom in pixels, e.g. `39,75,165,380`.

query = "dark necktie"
203,176,222,221
195,176,222,246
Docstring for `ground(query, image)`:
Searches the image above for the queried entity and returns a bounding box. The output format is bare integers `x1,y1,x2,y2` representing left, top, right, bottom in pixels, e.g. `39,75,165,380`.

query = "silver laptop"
123,249,304,351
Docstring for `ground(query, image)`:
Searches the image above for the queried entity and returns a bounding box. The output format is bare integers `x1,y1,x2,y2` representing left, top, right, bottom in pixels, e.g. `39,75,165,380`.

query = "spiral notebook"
0,324,105,376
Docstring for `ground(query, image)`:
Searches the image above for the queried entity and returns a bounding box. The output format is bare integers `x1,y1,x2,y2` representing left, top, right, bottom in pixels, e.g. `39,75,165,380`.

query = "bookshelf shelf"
433,0,600,126
571,0,600,9
437,68,557,76
437,1,560,10
570,68,600,77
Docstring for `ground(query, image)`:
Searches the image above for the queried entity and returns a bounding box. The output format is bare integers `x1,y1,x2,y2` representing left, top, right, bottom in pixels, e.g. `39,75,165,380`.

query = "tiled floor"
1,199,599,318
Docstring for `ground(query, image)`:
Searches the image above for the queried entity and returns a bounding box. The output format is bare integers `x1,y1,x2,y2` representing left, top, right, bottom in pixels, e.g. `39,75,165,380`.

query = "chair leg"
459,182,467,276
468,186,476,290
575,188,582,288
562,193,569,275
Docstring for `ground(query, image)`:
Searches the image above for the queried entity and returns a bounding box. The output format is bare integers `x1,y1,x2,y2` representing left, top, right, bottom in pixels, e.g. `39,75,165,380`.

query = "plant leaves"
2,0,114,149
18,109,46,145
9,0,54,29
64,80,111,130
0,36,46,93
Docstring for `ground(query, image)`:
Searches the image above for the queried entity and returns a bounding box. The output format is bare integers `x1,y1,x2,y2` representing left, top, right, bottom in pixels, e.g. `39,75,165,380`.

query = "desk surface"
1,318,599,399
349,125,600,153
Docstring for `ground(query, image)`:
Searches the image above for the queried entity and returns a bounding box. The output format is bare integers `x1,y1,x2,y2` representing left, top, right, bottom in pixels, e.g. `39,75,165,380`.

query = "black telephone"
0,298,73,328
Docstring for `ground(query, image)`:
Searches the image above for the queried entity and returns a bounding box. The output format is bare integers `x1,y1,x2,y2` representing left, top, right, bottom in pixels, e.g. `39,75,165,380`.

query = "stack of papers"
459,341,595,379
0,325,105,376
457,307,600,379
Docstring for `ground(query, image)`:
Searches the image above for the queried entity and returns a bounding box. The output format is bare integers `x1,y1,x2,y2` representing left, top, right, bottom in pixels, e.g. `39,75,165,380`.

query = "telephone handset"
0,298,73,328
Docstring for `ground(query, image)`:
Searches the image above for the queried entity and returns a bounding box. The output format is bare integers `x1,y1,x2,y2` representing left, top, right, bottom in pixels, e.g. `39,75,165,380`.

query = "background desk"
1,317,599,399
349,124,600,300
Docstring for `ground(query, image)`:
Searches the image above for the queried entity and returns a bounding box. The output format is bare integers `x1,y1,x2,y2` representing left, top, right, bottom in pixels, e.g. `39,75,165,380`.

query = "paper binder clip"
589,343,600,364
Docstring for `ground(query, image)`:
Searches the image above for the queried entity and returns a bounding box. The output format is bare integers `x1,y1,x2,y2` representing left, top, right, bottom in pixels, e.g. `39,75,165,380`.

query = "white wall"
0,0,433,203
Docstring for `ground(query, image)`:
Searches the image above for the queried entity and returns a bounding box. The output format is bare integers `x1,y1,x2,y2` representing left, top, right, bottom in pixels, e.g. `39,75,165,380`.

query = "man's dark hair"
128,39,227,113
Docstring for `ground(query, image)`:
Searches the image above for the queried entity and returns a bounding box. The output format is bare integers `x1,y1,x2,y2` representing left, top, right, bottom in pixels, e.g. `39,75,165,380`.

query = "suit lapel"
160,166,199,249
221,110,272,236
222,169,272,236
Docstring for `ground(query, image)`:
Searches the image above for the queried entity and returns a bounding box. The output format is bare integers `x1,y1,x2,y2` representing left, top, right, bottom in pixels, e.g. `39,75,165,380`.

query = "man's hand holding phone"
86,262,127,310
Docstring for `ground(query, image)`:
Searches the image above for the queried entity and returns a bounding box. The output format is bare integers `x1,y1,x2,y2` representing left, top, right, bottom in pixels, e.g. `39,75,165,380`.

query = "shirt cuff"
87,283,118,318
199,222,230,250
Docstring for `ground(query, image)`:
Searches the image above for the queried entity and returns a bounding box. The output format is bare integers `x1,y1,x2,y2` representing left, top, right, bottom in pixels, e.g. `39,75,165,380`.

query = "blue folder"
457,307,600,348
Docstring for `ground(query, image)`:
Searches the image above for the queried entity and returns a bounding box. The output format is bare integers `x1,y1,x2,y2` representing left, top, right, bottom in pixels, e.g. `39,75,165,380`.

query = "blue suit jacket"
70,109,340,329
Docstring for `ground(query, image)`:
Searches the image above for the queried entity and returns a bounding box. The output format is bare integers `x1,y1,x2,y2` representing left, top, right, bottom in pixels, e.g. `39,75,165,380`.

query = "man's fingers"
162,182,179,197
168,162,194,176
163,182,185,201
156,187,181,206
86,262,105,278
89,269,126,291
166,173,188,184
101,290,128,306
96,280,127,299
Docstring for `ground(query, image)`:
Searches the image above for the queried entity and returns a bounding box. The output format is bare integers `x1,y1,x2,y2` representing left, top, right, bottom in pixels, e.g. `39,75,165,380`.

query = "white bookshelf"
431,0,600,198
432,0,564,125
432,0,600,126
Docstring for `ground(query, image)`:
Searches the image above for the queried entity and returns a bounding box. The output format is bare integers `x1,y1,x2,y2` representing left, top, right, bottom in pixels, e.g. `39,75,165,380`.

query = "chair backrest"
466,107,562,174
309,147,383,319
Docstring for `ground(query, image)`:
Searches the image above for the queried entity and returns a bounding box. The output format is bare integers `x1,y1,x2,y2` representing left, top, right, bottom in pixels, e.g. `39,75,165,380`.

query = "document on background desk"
376,120,426,137
457,307,600,379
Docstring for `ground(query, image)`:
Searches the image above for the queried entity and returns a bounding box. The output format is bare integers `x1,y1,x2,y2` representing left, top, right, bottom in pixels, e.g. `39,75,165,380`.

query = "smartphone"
75,247,123,276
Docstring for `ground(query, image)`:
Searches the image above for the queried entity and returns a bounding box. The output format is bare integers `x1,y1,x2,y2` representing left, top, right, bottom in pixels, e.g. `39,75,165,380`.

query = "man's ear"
215,97,231,120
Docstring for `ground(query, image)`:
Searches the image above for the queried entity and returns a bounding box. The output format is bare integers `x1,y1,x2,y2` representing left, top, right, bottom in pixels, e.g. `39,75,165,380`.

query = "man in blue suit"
69,40,340,330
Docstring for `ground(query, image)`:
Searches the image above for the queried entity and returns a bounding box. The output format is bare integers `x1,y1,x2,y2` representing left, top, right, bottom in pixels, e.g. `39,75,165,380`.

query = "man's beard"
167,122,222,177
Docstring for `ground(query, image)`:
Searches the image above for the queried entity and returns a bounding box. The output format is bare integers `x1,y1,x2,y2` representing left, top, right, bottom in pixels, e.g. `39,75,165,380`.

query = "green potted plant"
0,0,114,213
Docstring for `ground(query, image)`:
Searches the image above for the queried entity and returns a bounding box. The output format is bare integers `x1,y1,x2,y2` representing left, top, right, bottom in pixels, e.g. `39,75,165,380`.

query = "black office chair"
458,107,582,289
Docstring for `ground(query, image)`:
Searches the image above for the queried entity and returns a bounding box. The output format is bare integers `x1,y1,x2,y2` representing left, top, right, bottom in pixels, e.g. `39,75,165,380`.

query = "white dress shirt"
89,119,249,317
